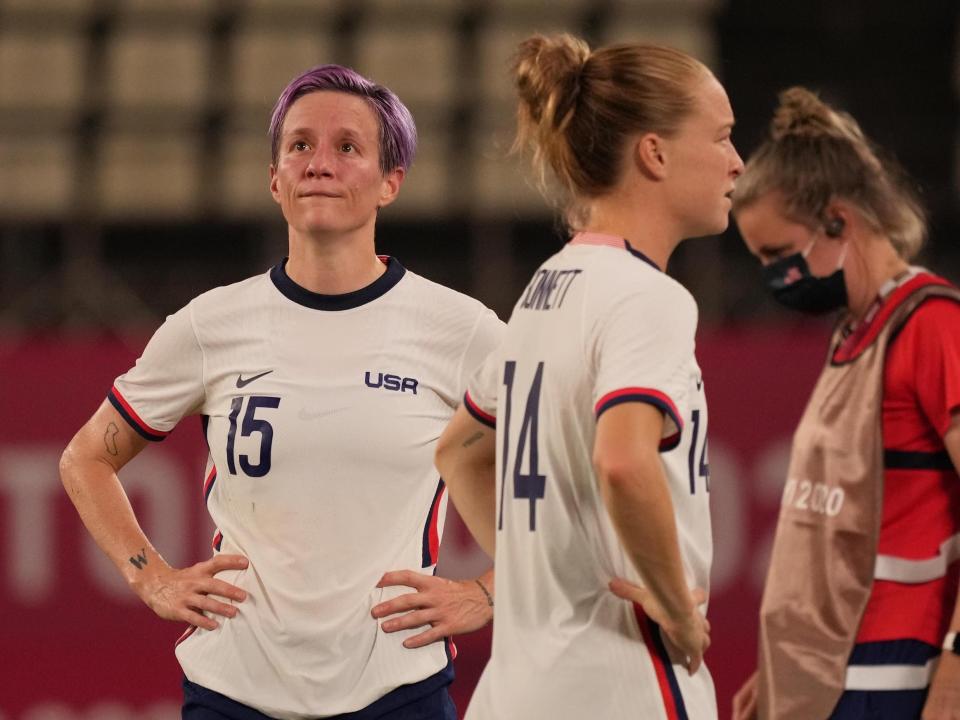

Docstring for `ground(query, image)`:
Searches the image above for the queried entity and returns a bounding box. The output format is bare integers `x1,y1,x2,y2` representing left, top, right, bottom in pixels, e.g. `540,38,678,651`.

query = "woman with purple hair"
59,64,502,719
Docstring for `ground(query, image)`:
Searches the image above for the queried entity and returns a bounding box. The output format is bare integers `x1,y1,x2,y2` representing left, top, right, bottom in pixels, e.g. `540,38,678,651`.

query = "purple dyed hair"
269,64,417,175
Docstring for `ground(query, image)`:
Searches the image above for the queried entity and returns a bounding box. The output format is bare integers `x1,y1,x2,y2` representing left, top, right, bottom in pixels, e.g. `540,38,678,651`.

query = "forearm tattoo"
462,431,485,448
103,422,120,456
129,548,148,570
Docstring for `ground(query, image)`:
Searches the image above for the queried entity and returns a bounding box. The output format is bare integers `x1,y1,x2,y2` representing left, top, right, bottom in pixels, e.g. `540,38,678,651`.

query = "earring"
825,218,845,237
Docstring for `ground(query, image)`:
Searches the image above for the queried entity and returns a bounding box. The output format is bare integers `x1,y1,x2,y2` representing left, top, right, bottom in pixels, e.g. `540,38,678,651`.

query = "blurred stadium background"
1,0,957,718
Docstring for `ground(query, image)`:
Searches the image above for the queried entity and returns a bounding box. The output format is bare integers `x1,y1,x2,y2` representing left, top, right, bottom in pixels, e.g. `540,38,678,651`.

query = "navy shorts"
828,640,934,719
828,688,929,719
182,672,457,720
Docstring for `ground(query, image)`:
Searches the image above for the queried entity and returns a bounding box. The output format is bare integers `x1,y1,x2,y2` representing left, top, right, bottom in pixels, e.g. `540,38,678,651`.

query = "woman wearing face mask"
731,86,960,720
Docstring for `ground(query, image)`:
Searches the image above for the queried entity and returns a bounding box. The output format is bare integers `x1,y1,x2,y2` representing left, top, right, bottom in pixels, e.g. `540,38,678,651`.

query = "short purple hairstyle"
269,64,417,175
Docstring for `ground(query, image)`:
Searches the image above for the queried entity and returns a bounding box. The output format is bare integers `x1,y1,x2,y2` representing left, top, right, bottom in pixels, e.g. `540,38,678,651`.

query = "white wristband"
944,631,959,654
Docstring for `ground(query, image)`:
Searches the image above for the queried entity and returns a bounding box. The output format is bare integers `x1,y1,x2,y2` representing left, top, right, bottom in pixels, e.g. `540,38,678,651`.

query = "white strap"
874,532,960,583
844,658,938,690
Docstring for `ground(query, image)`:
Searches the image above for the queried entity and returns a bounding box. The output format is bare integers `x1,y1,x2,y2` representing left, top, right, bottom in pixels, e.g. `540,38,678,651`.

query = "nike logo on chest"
236,370,274,388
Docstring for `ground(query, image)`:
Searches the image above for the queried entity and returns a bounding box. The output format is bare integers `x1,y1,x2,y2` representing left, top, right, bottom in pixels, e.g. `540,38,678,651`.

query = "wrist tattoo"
475,578,494,607
462,431,485,448
129,548,148,570
103,422,120,456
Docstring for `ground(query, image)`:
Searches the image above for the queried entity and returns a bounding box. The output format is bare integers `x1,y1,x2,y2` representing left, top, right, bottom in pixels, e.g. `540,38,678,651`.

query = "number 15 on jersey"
498,360,547,532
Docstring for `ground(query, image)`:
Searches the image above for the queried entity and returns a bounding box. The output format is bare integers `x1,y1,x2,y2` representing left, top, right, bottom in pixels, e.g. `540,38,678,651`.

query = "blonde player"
59,65,501,720
436,34,743,720
731,88,960,720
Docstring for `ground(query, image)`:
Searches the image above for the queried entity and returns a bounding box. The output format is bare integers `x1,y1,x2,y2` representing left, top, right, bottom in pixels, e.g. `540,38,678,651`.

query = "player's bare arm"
921,412,960,720
731,670,759,720
60,400,248,631
435,404,497,557
594,401,710,675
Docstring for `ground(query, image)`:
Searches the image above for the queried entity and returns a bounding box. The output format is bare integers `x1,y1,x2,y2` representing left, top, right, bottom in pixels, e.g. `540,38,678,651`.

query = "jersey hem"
180,659,454,720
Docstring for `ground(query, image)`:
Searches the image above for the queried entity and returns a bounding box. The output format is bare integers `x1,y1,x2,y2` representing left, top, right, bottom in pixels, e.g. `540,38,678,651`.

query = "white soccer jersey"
463,232,716,720
109,257,503,719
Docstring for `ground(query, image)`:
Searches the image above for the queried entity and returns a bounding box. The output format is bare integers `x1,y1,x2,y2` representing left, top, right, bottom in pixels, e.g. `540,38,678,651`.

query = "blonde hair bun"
511,33,708,214
514,33,590,131
732,85,927,261
771,86,865,145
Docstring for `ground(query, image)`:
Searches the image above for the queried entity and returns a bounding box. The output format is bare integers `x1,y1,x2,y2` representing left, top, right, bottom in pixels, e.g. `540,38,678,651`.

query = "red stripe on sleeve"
464,391,496,426
111,386,169,437
595,387,680,421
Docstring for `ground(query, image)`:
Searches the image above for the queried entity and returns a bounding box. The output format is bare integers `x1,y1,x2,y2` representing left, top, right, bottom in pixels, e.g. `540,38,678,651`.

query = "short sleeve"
109,304,205,441
456,309,505,393
896,298,960,437
464,340,501,429
592,287,696,447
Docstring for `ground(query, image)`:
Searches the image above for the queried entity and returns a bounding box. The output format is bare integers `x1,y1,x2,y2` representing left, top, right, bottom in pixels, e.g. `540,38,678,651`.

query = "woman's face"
660,74,745,239
736,190,845,277
269,91,403,239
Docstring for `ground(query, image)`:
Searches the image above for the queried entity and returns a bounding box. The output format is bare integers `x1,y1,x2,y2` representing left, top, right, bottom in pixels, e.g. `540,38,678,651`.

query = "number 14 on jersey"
496,360,710,533
498,361,547,532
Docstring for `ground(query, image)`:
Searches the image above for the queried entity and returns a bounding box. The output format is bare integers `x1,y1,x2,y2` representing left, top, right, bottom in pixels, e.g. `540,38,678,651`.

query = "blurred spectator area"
0,0,957,330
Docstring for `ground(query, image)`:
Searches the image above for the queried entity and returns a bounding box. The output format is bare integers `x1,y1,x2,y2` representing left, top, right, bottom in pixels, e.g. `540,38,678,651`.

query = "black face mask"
762,249,848,315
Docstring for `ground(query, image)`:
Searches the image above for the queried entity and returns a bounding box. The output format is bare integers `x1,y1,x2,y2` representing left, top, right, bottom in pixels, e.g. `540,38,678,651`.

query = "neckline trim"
831,272,948,363
269,256,406,310
568,232,662,272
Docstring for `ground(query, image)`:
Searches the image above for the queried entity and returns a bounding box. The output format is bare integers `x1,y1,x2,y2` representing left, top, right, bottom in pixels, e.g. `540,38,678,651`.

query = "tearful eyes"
290,141,356,153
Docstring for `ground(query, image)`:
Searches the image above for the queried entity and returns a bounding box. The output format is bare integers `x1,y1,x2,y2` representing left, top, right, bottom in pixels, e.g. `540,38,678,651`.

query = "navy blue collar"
623,240,662,272
270,257,406,310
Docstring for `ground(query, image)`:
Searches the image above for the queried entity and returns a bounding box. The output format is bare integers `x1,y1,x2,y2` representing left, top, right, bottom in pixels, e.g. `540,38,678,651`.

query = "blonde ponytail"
733,86,927,259
511,33,711,217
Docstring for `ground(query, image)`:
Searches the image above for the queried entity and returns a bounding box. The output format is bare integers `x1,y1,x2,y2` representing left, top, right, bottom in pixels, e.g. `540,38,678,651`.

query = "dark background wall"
1,0,957,331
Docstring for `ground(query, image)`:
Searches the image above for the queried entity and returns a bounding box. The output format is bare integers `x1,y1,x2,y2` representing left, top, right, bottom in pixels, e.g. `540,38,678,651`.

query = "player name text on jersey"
520,268,582,312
